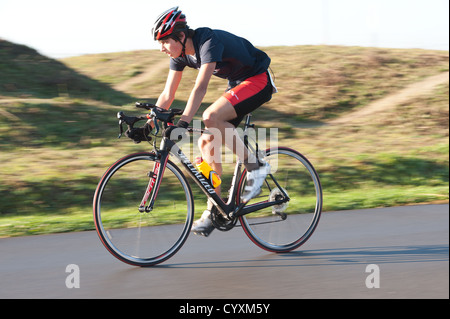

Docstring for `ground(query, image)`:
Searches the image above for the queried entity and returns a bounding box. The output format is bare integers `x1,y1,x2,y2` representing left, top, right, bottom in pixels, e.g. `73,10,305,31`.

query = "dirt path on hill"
330,71,449,125
114,61,168,92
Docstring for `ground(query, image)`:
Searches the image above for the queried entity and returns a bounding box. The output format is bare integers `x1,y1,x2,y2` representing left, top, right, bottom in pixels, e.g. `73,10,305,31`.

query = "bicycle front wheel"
239,147,322,253
93,152,194,266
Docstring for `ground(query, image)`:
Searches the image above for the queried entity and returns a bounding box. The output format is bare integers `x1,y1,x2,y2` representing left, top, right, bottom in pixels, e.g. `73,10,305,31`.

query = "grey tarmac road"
1,204,448,299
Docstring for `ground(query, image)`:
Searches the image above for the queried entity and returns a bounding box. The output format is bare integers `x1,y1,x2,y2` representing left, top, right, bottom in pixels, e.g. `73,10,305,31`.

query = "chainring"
210,206,238,231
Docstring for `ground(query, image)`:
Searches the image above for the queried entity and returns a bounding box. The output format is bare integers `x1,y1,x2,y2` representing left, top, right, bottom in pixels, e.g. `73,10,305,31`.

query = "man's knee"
202,109,219,128
203,98,236,128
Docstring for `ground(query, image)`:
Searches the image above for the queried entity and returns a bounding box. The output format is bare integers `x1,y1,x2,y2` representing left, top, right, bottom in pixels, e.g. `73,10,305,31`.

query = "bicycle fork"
138,151,170,213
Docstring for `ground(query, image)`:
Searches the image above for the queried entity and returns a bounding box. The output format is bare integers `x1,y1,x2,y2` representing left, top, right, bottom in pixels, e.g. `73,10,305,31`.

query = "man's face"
159,37,183,58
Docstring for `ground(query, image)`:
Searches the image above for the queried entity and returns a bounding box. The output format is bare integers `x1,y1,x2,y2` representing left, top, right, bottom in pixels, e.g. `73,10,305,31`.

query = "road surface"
1,204,448,299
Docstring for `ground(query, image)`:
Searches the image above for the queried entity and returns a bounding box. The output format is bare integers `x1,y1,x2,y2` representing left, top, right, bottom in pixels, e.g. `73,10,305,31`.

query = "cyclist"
134,7,277,236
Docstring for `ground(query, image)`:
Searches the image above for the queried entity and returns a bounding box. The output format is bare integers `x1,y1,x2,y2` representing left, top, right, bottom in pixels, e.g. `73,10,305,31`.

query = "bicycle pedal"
193,230,213,237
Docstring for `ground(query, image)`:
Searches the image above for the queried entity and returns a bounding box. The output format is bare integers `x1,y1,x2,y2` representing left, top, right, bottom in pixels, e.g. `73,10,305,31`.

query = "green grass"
0,40,448,237
0,39,133,105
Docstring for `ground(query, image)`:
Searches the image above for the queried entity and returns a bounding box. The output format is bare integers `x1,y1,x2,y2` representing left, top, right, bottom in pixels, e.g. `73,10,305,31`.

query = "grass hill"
62,45,449,122
0,39,132,104
0,40,448,237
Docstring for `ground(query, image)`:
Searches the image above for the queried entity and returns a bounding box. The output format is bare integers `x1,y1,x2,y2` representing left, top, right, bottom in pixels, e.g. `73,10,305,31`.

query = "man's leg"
192,97,261,236
199,96,259,177
200,96,271,204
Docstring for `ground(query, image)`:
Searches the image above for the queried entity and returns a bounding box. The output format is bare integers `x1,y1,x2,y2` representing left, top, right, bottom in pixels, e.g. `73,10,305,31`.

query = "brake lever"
117,112,124,139
118,120,124,139
153,118,160,136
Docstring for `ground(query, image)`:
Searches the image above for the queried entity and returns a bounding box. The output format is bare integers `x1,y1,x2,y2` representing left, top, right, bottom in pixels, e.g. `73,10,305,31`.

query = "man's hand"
164,120,189,141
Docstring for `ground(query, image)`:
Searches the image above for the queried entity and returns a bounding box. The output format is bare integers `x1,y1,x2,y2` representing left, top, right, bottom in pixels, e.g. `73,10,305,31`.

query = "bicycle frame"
95,104,322,266
139,115,289,220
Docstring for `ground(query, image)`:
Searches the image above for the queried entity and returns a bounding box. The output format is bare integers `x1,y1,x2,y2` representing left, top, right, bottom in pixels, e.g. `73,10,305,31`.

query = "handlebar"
117,111,147,138
117,102,183,139
117,102,210,141
135,102,155,110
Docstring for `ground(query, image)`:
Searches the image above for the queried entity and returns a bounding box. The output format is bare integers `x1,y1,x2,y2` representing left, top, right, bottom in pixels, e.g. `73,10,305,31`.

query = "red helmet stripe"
155,9,186,40
158,9,176,39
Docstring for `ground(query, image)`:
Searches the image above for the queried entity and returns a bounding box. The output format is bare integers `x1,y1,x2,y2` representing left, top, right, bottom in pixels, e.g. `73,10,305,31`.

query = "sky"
0,0,448,58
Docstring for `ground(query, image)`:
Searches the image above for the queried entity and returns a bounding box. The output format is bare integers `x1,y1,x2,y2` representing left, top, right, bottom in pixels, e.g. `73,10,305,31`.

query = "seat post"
243,113,254,149
244,113,252,130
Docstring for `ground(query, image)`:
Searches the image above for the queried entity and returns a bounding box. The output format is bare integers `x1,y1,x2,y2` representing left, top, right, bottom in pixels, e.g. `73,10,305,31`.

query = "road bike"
93,103,323,267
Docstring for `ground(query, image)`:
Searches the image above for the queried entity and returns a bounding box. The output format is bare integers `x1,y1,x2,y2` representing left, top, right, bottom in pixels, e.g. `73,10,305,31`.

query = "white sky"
0,0,448,58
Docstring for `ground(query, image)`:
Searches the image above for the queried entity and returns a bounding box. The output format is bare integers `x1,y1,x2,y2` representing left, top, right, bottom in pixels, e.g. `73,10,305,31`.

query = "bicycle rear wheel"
93,152,194,266
238,147,322,253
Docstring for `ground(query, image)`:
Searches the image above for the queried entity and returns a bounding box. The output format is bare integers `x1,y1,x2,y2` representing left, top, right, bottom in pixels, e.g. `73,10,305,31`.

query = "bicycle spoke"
93,153,194,267
239,147,322,252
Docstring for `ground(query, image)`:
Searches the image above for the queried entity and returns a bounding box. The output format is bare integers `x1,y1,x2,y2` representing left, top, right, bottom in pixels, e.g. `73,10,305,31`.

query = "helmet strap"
172,32,188,57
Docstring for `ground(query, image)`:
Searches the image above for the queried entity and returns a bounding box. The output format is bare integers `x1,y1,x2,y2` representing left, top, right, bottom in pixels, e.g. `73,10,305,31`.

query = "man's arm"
156,69,183,110
179,62,216,123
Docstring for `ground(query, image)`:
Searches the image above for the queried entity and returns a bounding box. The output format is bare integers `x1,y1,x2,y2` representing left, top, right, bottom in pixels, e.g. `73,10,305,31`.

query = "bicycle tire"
238,147,322,253
93,152,194,266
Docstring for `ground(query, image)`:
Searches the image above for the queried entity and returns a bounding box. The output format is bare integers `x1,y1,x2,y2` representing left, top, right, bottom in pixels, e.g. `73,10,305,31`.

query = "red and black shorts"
223,71,274,127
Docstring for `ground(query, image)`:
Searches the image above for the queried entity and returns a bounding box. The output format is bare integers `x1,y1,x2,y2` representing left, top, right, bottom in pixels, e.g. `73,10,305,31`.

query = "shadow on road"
157,244,449,269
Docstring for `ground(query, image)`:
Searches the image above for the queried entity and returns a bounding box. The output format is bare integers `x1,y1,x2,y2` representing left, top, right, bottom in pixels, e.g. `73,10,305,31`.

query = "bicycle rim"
239,147,322,252
93,153,194,266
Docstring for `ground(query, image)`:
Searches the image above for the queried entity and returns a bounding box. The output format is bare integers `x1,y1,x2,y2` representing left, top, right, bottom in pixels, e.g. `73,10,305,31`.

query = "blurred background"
0,0,448,237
